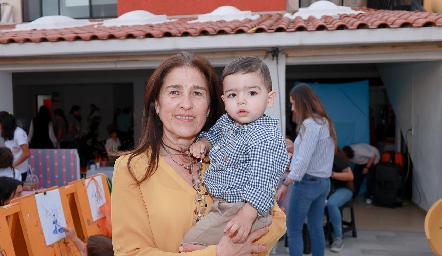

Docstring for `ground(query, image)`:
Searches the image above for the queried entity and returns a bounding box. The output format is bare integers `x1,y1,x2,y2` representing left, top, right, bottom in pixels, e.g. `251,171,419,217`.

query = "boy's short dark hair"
87,235,113,256
0,147,13,169
222,56,272,91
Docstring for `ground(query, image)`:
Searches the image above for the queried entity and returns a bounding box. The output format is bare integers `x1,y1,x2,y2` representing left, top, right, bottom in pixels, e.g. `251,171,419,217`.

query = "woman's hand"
275,185,287,202
217,227,269,256
179,227,269,255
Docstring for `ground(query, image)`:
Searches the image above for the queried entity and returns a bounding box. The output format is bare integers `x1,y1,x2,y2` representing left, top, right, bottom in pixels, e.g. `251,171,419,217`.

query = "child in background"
0,176,23,206
105,129,120,166
183,56,289,246
0,147,21,180
63,227,113,256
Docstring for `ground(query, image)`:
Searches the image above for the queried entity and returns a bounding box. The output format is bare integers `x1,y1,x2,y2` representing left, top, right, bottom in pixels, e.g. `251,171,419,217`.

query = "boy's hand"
189,141,207,159
224,203,258,243
189,140,209,159
62,227,76,240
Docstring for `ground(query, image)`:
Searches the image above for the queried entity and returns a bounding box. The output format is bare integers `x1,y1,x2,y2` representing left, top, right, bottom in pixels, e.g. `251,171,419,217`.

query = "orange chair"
425,198,442,256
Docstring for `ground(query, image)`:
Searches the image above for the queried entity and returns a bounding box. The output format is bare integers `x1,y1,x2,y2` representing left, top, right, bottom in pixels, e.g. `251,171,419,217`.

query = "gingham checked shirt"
201,114,290,214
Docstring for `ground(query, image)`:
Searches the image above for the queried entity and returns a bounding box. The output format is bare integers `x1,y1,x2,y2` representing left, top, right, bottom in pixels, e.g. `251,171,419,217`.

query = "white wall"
378,61,442,211
0,71,13,113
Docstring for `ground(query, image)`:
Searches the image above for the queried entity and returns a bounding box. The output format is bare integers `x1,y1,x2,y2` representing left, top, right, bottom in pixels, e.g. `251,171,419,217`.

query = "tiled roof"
0,9,441,44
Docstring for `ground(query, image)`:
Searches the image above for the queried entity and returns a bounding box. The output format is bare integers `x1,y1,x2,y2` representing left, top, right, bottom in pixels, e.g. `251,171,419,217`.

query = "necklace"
161,142,208,223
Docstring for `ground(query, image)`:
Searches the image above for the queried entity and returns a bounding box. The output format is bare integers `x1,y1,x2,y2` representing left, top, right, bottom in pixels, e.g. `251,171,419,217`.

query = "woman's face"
4,185,23,205
290,96,296,114
155,66,210,142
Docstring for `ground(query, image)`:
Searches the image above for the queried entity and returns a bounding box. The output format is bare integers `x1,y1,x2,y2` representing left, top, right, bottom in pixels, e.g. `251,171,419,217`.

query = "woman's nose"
180,95,193,109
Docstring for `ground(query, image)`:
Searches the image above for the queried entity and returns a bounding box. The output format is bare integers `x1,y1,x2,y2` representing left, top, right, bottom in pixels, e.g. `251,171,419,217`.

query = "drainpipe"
1,3,13,23
395,118,401,152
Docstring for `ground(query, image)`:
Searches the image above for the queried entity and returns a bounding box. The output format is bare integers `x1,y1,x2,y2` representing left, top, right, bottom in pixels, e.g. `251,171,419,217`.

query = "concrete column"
133,79,146,146
262,51,286,134
0,71,13,113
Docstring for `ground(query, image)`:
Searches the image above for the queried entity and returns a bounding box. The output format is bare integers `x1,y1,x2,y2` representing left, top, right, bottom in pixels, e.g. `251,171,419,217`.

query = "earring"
206,111,210,117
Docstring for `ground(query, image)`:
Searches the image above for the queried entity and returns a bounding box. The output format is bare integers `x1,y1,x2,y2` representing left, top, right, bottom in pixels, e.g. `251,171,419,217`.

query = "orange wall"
118,0,286,16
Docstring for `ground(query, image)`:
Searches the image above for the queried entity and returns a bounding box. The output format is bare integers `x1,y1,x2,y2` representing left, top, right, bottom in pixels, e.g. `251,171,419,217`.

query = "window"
22,0,117,22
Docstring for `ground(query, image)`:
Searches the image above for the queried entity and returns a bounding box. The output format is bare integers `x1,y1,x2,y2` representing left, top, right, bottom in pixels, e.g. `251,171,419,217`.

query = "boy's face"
222,72,275,125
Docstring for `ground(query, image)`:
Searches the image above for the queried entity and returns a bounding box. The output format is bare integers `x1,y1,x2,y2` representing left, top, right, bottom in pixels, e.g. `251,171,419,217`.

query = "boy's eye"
227,93,236,98
248,91,258,96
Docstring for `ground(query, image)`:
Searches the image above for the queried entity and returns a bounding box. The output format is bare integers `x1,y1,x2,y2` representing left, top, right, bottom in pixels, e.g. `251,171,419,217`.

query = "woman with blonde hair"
276,83,337,256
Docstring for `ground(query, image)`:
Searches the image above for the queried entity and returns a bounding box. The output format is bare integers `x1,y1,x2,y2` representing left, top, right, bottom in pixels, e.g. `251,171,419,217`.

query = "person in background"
327,148,354,253
53,108,68,148
0,147,21,180
342,143,380,205
116,107,132,149
112,51,286,255
270,138,295,255
105,129,120,166
0,176,24,206
63,226,113,256
0,112,30,182
28,105,57,148
276,83,336,256
87,104,102,145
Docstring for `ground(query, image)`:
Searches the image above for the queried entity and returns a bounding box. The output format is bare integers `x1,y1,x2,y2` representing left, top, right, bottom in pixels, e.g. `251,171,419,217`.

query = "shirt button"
214,145,220,150
244,125,248,128
229,130,233,135
271,187,276,192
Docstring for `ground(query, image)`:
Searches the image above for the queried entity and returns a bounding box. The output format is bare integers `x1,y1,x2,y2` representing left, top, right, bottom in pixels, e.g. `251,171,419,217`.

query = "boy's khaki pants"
182,198,272,245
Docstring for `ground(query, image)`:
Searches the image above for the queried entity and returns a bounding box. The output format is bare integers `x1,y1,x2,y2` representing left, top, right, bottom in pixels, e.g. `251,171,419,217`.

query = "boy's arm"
224,203,258,243
63,227,86,254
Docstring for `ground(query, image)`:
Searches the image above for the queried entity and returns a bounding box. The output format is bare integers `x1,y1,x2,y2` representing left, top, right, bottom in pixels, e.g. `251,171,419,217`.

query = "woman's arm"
48,122,57,148
28,120,34,143
332,167,354,181
12,144,30,168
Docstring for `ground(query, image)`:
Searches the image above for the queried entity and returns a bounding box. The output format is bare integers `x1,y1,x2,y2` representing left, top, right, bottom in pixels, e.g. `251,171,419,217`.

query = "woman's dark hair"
289,83,337,151
36,105,52,124
69,105,81,114
86,235,113,256
336,147,349,164
126,51,224,185
54,108,68,131
0,147,13,169
342,146,355,159
0,177,23,206
0,112,17,141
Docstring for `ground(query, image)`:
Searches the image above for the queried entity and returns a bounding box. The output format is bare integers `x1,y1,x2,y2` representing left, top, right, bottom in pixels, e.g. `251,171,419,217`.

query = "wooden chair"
425,198,442,256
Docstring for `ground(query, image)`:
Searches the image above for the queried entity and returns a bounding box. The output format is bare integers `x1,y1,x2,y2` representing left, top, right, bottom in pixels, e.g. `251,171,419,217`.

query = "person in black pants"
342,143,380,204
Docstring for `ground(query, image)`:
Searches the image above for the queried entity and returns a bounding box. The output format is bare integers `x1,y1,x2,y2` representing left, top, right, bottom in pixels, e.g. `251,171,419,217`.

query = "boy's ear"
266,91,276,108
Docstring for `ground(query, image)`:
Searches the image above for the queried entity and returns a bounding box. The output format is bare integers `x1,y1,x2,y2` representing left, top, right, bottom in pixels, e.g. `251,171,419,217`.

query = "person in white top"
105,130,121,165
0,147,21,180
0,112,30,182
342,143,380,204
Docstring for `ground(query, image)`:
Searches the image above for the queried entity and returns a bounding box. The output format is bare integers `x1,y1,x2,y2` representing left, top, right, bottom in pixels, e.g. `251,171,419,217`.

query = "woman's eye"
169,90,180,95
193,91,204,96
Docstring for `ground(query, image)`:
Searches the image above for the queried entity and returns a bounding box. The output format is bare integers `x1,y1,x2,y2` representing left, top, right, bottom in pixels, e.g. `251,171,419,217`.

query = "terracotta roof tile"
0,8,441,44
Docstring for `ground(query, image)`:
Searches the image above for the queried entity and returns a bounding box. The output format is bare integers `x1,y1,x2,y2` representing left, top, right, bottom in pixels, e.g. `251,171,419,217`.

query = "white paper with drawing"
85,177,106,221
35,189,67,246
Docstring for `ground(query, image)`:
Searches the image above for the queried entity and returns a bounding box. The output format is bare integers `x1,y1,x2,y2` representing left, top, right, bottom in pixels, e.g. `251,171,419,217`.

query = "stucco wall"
118,0,286,16
378,61,442,211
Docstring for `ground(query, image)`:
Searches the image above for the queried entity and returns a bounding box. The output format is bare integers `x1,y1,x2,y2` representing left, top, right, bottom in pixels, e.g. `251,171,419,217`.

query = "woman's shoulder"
113,151,151,181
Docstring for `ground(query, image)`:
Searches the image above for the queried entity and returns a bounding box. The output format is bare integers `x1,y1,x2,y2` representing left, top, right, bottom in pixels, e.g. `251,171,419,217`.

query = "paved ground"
272,230,432,256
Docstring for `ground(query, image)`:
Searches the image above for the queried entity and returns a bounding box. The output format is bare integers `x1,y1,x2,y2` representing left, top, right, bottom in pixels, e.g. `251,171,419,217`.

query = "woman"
0,176,24,206
327,148,354,253
112,52,286,255
0,112,31,182
28,105,57,148
275,83,336,256
53,108,68,148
